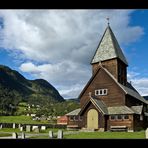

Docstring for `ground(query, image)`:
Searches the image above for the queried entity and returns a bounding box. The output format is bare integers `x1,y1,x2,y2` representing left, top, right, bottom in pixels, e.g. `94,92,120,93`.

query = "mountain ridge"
0,64,64,114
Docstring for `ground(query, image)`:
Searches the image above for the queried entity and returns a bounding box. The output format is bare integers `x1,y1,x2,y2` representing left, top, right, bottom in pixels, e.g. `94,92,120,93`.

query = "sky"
0,9,148,99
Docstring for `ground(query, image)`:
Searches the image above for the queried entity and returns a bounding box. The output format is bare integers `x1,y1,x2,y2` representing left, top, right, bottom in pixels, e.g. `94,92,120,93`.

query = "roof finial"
106,17,110,26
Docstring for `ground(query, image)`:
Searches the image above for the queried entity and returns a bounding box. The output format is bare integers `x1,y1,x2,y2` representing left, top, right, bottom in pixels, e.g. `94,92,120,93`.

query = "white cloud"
127,71,148,96
0,10,145,98
19,61,91,98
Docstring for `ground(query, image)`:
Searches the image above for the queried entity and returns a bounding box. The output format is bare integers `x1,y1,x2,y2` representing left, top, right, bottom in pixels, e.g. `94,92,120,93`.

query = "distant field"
0,116,49,124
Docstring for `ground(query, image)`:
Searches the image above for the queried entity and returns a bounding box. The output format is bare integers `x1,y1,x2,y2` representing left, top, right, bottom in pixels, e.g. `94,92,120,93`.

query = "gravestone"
18,124,21,129
32,126,38,131
57,130,63,139
0,124,2,129
26,125,31,132
20,126,23,132
12,132,18,139
13,123,16,129
41,126,46,130
34,127,40,133
145,128,148,139
21,132,25,139
49,131,53,139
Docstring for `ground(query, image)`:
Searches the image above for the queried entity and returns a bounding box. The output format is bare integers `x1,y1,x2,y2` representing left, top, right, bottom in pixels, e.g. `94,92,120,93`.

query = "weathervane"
106,17,110,26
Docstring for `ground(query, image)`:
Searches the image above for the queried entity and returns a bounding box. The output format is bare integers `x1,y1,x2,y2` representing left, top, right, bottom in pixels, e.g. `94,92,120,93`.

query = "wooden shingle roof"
131,105,143,114
101,66,148,105
79,65,148,105
108,106,134,115
66,108,81,116
91,25,128,65
90,97,108,114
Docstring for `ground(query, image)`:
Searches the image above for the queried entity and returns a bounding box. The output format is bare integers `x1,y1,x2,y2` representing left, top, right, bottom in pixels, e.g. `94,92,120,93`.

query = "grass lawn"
0,116,49,124
64,131,145,139
0,128,67,134
0,133,12,137
26,131,146,139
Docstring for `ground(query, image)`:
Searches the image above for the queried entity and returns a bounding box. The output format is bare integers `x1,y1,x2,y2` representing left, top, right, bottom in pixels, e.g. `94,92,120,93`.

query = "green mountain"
0,65,64,114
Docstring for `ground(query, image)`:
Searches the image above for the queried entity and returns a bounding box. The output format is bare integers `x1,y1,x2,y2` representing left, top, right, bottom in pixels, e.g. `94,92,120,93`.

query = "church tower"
91,23,128,86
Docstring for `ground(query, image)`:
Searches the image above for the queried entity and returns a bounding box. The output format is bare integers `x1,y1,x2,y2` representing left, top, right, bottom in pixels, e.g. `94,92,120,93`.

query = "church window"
123,115,129,120
69,116,74,121
79,116,83,121
117,115,122,120
110,115,116,120
74,116,79,121
95,89,108,96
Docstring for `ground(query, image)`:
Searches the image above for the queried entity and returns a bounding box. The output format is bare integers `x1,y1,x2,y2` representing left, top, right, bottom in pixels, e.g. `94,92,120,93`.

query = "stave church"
66,22,148,132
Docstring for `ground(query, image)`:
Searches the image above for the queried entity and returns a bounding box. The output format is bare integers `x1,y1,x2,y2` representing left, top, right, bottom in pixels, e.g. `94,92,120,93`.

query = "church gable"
80,66,125,107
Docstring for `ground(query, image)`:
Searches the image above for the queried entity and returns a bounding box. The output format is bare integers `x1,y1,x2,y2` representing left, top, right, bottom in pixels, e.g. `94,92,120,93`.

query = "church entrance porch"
87,109,98,129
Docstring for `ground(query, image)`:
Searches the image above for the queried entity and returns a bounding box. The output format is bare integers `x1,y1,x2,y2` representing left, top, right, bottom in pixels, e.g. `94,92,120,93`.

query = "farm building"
66,23,148,132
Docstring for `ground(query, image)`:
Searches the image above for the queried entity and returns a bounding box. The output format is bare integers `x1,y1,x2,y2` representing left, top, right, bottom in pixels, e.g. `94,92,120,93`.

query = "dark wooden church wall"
80,68,125,107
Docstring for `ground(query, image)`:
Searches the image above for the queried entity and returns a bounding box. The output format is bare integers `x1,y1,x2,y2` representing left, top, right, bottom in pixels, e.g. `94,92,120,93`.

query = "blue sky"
0,10,148,99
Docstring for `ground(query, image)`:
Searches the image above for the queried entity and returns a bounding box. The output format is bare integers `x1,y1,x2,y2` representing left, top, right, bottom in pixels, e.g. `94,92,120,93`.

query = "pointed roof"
79,65,148,104
91,25,128,65
66,108,81,116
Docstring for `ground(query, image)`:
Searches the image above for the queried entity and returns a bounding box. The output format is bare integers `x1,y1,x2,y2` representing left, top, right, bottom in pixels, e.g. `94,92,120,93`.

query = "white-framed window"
123,115,129,120
110,115,116,120
95,89,108,96
117,115,122,120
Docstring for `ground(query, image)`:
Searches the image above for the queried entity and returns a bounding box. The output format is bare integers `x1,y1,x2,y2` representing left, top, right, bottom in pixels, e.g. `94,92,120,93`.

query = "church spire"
91,23,128,66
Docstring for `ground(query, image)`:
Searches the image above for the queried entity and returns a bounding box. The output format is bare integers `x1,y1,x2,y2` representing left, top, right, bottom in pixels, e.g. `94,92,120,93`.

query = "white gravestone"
49,131,53,139
145,128,148,139
12,132,18,139
18,124,21,129
13,123,16,129
0,124,2,129
20,126,23,132
41,126,46,130
32,126,38,130
34,127,40,133
21,132,25,139
26,125,31,132
57,130,63,139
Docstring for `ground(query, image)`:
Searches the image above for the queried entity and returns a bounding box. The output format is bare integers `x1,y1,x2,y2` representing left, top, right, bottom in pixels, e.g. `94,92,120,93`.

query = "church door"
87,109,98,129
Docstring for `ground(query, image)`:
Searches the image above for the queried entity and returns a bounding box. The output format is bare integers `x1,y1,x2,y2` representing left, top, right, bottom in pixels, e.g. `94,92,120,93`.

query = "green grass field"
64,131,145,139
0,133,12,137
0,116,49,124
0,128,145,139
